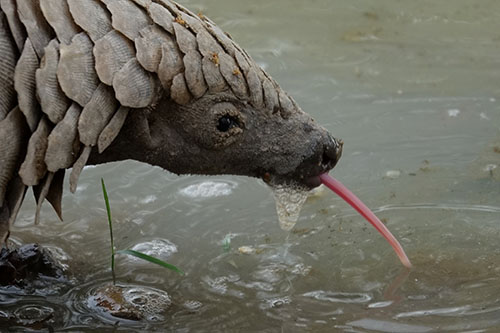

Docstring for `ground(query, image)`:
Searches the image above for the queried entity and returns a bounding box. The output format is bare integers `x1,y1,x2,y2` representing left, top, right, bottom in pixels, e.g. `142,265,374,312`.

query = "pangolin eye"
217,115,239,132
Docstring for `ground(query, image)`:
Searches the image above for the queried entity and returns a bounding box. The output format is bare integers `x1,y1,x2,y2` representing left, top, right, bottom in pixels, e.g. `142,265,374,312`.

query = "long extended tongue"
319,173,412,268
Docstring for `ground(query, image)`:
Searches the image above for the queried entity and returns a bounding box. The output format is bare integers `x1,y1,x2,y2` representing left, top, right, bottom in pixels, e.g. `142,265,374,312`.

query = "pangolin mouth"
303,175,323,188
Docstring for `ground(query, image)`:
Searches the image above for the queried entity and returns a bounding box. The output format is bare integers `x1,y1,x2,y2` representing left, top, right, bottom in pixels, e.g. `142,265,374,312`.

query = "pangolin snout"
321,135,343,170
301,134,343,188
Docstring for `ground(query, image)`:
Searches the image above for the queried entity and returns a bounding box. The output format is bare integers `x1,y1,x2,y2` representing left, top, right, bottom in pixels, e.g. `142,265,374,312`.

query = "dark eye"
217,115,239,132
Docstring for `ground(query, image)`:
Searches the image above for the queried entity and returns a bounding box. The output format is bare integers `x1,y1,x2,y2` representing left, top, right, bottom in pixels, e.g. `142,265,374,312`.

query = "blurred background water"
3,0,500,331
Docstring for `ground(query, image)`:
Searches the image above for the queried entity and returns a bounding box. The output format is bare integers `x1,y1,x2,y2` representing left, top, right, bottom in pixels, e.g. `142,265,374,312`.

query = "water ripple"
348,318,433,333
395,305,472,319
375,203,500,214
302,290,372,304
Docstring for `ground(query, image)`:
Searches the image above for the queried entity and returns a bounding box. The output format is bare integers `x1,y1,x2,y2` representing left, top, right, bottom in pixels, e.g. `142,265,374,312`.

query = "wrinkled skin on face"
90,92,343,188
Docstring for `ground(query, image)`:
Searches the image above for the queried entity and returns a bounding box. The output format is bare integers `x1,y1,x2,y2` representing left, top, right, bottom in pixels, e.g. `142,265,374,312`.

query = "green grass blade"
116,249,184,275
222,234,231,252
101,178,116,285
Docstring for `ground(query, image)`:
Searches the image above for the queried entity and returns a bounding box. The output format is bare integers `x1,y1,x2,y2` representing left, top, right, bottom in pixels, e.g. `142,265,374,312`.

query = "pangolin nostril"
321,137,342,168
322,150,333,166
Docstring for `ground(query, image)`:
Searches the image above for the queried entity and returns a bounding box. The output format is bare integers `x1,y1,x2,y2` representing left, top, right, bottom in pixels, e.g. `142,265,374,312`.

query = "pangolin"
0,0,343,244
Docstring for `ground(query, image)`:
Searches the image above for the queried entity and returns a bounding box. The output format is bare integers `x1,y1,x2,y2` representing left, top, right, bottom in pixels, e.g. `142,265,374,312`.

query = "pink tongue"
319,173,412,268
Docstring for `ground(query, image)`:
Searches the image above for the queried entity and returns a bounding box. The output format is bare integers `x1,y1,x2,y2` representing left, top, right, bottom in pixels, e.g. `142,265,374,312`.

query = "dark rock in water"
0,244,64,286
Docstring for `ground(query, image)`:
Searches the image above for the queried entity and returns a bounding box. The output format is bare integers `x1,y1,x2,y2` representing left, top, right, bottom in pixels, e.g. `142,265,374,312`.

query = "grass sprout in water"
222,234,231,252
101,178,184,285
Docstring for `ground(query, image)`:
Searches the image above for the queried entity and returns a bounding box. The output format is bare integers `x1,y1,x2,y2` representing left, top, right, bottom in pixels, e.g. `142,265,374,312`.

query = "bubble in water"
183,300,203,311
447,109,460,117
271,184,309,231
290,263,312,276
128,239,178,263
13,305,54,325
90,285,172,322
269,296,292,308
139,194,157,204
260,296,292,310
122,287,171,321
385,170,401,179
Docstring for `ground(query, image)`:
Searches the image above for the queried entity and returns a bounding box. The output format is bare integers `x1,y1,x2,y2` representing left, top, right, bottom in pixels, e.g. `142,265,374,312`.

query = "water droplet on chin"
271,183,309,231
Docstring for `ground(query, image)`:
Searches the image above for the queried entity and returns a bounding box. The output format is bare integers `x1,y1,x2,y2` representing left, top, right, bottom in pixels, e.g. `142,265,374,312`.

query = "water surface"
3,0,500,331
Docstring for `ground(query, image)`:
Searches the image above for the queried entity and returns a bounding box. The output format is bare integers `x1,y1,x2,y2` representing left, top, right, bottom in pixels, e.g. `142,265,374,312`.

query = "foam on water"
128,239,178,263
122,287,171,321
88,285,171,322
179,181,237,199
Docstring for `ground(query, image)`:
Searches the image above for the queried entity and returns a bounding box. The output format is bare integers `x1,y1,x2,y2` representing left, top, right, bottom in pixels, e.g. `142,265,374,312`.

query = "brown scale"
172,21,197,54
71,83,119,193
14,39,40,132
183,50,207,99
94,30,135,86
147,2,175,34
218,53,248,100
197,30,228,93
234,50,264,109
157,33,184,91
135,25,171,73
170,72,191,105
45,103,81,173
78,83,118,147
39,0,80,45
98,107,130,154
57,32,99,107
0,108,29,242
261,74,280,115
196,30,224,58
201,55,228,93
0,0,27,52
0,108,27,204
33,171,53,225
67,0,112,43
0,11,17,121
36,39,70,124
113,58,161,108
16,0,54,58
101,0,152,41
18,116,51,186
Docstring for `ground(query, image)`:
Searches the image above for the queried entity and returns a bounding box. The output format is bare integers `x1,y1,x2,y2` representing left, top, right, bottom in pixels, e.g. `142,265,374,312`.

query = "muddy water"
3,0,500,331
